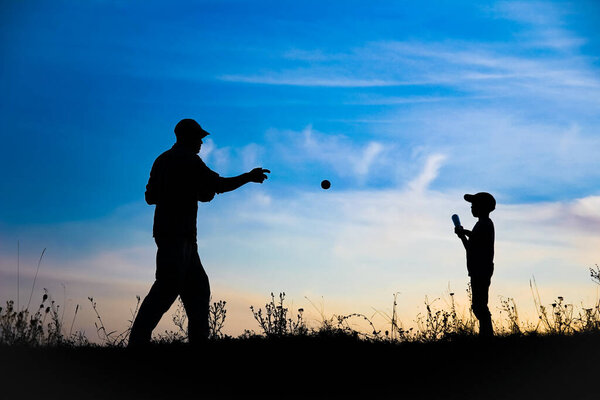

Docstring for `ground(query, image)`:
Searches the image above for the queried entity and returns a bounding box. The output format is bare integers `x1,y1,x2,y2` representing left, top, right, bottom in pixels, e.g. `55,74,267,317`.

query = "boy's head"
464,192,495,218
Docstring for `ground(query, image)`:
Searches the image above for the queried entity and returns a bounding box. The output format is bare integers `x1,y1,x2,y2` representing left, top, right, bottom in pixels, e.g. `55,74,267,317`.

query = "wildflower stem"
26,248,46,310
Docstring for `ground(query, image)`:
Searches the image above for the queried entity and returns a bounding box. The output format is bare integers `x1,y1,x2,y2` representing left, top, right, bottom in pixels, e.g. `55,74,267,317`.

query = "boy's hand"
455,226,467,238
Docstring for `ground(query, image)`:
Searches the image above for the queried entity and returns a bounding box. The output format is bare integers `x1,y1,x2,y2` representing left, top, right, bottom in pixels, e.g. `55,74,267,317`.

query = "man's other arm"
145,163,160,205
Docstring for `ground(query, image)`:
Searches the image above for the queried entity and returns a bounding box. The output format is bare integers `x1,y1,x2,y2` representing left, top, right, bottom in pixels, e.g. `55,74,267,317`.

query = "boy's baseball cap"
464,192,496,212
174,119,210,139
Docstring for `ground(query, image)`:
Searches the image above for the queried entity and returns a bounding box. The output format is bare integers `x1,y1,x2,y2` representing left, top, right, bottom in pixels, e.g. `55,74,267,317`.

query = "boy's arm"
455,227,471,250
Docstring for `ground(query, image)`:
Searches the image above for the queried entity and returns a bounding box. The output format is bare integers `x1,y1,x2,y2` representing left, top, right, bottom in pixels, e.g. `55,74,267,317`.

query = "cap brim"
464,194,475,202
199,128,210,138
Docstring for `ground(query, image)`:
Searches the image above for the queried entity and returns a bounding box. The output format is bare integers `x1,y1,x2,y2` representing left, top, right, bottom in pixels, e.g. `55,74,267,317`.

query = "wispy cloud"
206,109,600,201
218,74,405,88
492,1,587,51
265,125,400,185
200,138,267,175
355,142,385,179
217,1,600,112
362,102,600,202
408,154,447,193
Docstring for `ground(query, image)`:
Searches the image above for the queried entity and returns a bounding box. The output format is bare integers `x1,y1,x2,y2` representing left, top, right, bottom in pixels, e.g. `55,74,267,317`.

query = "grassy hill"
2,332,599,400
3,284,600,399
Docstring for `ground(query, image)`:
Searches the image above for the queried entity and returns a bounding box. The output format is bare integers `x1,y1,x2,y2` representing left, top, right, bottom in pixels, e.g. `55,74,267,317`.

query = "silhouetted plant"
448,289,477,336
0,289,87,346
415,297,455,341
158,296,229,342
250,292,307,337
302,295,379,340
590,264,600,285
44,289,64,345
5,269,600,347
547,297,575,334
498,297,521,335
208,299,227,339
156,301,187,344
575,303,600,332
413,289,479,341
0,300,42,345
531,279,577,334
374,292,413,342
89,295,140,347
171,297,188,340
330,312,382,340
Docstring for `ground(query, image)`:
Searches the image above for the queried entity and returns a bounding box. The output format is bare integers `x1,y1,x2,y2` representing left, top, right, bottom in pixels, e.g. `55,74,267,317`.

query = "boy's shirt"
466,217,495,278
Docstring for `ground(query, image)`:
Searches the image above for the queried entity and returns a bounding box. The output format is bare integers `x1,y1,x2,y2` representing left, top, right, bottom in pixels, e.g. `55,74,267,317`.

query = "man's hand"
248,168,270,183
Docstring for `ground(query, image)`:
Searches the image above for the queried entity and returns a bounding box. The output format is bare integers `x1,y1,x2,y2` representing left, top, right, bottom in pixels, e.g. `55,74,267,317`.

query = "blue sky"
2,0,600,337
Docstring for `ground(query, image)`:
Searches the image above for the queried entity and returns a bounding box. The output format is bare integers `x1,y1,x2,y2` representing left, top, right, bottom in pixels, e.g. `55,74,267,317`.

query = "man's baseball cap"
464,192,496,212
174,119,210,139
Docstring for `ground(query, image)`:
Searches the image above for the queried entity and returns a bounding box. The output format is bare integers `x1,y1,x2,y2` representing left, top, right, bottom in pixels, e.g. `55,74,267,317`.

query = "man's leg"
129,239,185,346
129,279,179,346
180,242,211,343
471,276,493,337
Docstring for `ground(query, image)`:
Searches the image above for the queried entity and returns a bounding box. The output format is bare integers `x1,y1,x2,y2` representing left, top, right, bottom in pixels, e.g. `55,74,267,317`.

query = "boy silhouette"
454,192,495,337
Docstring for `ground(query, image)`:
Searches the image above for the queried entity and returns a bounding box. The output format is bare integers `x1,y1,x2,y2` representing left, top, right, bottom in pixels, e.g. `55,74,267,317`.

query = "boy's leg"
471,276,493,337
180,243,211,343
129,239,186,346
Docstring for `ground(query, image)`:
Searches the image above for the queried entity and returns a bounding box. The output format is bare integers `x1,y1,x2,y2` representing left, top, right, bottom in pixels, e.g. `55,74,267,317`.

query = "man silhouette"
129,119,270,346
454,192,495,337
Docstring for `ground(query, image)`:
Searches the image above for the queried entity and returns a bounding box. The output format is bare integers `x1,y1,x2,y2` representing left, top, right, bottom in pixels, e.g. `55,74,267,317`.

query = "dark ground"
2,333,599,400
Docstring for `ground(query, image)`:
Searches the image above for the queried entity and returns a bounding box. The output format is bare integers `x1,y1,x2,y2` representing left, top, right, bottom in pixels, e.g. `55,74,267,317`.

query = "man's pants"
471,275,493,337
129,238,210,346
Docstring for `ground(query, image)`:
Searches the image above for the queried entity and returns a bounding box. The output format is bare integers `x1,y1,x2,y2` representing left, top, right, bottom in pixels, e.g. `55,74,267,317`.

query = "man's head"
464,192,496,218
174,119,210,153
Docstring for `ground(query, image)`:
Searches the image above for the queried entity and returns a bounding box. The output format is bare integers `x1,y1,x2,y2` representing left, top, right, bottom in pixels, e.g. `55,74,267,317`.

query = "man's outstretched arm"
216,167,270,194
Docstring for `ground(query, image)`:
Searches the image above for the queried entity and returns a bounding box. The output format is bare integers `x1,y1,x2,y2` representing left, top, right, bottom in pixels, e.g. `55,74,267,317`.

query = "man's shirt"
146,143,220,239
466,217,495,277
